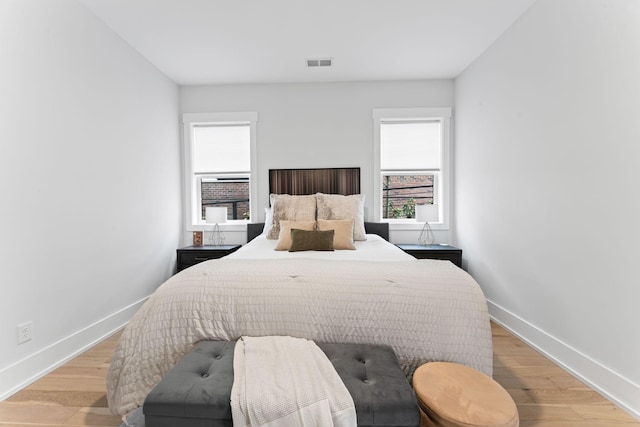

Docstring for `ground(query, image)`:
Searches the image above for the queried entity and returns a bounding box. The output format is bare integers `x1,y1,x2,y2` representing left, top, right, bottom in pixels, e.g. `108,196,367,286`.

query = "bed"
106,168,493,417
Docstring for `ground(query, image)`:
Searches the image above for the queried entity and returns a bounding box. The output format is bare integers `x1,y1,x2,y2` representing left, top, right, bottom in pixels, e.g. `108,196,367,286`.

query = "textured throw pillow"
289,229,335,252
267,194,317,239
316,193,366,241
274,220,316,251
317,219,356,250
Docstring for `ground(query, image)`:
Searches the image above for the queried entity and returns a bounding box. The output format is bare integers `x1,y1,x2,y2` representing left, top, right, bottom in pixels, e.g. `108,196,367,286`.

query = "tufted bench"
144,340,420,427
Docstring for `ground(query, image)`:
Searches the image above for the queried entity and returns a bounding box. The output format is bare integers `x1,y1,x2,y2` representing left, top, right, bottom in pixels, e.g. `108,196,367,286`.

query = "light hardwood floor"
0,322,638,426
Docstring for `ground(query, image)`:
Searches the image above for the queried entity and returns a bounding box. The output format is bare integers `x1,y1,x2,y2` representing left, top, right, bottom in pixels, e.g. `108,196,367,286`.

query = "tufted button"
202,373,209,378
215,355,222,360
362,379,370,384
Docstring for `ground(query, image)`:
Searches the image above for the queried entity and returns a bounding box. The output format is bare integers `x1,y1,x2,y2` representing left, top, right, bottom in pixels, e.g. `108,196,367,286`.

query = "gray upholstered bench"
144,341,419,427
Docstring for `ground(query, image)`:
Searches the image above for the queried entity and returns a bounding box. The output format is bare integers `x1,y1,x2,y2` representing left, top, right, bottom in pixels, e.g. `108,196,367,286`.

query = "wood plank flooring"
0,322,638,426
0,332,122,427
490,322,639,426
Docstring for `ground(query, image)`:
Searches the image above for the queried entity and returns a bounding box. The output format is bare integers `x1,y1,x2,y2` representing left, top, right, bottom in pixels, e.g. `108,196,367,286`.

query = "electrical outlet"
17,322,32,344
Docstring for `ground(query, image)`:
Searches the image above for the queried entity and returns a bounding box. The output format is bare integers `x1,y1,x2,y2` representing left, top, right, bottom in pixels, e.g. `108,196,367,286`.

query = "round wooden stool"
412,362,519,427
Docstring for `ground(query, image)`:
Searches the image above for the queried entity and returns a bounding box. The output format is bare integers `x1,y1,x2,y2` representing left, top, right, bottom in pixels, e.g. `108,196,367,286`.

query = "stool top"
413,362,518,427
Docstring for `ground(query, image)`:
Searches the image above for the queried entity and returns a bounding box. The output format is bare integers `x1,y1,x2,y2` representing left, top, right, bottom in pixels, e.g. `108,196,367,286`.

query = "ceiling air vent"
306,58,333,67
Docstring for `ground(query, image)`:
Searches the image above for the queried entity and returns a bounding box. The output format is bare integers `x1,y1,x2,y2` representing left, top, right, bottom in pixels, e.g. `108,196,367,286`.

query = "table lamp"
205,207,227,245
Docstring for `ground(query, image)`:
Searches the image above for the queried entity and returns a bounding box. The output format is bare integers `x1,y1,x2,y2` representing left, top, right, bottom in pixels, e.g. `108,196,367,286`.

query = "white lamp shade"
415,204,438,222
205,207,227,224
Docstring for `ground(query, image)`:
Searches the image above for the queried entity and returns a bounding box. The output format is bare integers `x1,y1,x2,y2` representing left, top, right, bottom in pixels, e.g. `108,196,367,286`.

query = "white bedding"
106,233,493,417
227,233,415,261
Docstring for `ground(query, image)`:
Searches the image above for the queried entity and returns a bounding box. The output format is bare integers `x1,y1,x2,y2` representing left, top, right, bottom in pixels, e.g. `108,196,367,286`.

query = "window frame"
182,112,258,231
372,107,451,230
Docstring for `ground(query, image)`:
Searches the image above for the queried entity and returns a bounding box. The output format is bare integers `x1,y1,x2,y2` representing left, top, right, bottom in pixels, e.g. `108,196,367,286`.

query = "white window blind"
193,124,250,173
380,121,441,171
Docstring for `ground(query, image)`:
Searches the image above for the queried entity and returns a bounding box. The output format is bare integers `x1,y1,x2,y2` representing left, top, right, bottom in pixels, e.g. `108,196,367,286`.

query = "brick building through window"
382,174,434,219
201,178,249,220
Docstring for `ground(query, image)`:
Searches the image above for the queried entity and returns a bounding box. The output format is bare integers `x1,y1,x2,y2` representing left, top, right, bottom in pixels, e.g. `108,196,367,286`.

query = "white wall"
180,80,454,245
0,0,181,399
455,0,640,417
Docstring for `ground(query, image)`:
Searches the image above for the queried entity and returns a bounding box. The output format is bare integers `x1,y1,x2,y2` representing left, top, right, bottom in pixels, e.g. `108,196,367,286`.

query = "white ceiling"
79,0,536,86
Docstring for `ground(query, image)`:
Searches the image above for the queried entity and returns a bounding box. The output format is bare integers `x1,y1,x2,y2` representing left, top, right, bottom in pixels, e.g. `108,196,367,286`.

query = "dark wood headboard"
269,167,360,196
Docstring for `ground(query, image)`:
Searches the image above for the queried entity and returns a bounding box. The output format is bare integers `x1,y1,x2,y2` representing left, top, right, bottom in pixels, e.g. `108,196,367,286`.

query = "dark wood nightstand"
396,244,463,268
176,245,241,273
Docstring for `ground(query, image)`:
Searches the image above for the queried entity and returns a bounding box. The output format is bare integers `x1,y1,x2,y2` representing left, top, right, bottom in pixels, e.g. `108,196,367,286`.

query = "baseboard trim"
0,296,149,402
487,299,640,420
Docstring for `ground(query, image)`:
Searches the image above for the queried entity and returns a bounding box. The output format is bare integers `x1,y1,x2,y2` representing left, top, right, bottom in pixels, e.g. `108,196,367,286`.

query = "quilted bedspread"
106,258,492,416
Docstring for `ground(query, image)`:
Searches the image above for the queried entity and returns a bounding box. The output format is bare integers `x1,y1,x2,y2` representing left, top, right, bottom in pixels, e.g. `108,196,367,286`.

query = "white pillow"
262,207,273,235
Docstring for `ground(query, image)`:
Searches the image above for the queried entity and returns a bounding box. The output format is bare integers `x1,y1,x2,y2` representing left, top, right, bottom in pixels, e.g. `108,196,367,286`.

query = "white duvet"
106,235,493,416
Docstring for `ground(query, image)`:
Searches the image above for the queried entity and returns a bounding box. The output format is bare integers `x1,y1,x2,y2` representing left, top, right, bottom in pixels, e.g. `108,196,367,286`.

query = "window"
373,108,451,228
182,112,258,229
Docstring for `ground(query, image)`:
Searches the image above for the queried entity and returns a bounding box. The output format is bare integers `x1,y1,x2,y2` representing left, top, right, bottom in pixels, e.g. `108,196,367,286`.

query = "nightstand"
176,245,241,273
396,244,463,268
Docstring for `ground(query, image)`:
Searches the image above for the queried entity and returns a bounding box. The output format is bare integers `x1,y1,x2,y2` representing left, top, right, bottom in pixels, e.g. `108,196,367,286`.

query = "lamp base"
418,222,435,245
209,223,225,246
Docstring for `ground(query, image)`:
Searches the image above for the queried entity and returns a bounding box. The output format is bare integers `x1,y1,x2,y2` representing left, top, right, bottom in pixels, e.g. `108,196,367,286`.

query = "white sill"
187,221,250,232
187,220,448,232
385,220,449,231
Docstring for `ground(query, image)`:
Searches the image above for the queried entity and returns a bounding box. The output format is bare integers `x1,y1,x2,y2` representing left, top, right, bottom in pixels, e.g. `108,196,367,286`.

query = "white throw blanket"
231,336,357,427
